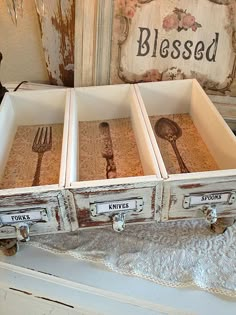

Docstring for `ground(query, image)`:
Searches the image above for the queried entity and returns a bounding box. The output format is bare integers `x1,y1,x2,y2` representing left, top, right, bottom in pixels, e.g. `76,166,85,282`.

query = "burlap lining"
78,118,144,181
149,113,219,174
0,115,219,188
0,124,63,189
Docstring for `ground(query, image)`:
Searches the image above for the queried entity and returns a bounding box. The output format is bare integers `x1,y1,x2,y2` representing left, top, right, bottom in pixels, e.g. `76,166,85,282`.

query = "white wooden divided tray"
0,79,236,254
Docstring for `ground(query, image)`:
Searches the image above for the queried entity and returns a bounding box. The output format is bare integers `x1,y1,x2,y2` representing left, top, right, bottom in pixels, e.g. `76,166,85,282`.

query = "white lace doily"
30,220,236,297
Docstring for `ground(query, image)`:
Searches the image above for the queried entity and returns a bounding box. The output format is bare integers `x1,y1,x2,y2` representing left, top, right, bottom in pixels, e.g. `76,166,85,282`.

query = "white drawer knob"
112,213,125,232
202,206,217,224
16,223,30,241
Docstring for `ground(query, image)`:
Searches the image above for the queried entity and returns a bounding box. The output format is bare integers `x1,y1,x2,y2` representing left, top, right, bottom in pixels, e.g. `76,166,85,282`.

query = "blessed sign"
110,0,236,95
136,28,219,62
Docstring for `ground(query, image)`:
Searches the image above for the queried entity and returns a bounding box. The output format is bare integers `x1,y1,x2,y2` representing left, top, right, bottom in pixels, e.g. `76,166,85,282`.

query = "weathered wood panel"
74,0,114,87
162,173,236,221
69,180,162,228
0,190,77,237
37,0,75,87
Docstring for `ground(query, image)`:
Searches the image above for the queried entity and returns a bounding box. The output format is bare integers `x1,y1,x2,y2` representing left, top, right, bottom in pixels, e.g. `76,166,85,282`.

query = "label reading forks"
32,126,52,186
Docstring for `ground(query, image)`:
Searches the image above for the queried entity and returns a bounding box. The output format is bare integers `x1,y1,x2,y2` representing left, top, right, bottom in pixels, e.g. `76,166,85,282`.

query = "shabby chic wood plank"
37,0,75,86
69,182,160,228
74,0,97,87
162,172,236,221
0,189,77,235
94,0,114,86
74,0,114,87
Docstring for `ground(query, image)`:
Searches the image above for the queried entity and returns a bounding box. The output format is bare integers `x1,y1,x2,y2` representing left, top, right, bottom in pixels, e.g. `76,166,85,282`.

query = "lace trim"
28,220,236,298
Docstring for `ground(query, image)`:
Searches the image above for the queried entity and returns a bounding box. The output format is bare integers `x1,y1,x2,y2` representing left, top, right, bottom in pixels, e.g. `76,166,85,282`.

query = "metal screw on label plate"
136,200,144,212
90,204,97,217
183,195,190,209
229,192,236,205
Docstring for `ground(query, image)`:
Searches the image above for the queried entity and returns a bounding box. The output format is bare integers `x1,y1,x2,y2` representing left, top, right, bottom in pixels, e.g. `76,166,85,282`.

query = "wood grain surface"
37,0,75,86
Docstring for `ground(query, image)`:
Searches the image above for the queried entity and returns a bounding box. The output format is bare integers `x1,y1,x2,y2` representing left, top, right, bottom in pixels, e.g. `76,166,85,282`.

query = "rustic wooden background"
37,0,75,87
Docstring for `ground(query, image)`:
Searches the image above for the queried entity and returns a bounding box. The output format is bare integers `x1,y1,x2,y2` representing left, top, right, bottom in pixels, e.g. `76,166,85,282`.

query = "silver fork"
32,126,52,186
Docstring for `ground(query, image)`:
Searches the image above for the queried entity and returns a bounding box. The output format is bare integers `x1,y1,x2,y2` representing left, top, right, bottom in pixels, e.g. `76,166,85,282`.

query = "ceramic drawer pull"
111,213,125,232
202,206,217,224
90,199,144,232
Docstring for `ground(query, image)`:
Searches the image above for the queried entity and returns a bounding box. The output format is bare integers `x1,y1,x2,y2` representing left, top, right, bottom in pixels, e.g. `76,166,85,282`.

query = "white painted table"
0,244,235,315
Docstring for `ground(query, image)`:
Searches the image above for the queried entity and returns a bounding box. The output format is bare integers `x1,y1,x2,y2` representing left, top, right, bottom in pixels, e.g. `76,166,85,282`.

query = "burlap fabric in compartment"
149,114,219,174
79,118,143,181
0,124,63,188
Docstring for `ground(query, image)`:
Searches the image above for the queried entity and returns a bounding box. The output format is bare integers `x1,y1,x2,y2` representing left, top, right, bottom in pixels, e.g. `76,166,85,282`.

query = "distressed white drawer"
163,173,236,221
0,189,76,239
66,84,162,231
67,180,159,230
136,79,236,223
0,89,77,241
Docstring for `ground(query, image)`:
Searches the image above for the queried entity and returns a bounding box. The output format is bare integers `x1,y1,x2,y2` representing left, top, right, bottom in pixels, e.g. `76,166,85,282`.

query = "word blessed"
137,27,219,62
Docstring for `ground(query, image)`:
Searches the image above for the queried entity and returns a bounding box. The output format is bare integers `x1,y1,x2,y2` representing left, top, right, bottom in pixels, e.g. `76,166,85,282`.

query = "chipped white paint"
66,85,162,230
163,172,236,221
37,0,75,86
0,86,76,240
136,79,236,222
0,81,236,245
0,189,77,238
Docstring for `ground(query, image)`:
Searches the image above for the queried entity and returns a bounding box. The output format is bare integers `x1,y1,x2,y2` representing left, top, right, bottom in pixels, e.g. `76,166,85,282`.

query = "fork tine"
43,127,48,144
33,127,40,146
49,126,52,146
38,127,44,144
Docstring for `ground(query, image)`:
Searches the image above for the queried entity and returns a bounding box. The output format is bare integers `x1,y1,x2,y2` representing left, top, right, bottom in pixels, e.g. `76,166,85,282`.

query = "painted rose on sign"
117,0,140,20
163,8,202,32
142,69,162,82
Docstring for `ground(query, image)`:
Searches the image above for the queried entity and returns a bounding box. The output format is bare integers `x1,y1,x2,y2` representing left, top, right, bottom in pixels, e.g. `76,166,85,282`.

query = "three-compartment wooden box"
0,79,236,254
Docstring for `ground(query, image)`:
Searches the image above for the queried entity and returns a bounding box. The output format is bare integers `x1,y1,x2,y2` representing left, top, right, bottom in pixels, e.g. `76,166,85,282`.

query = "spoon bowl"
154,117,189,173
